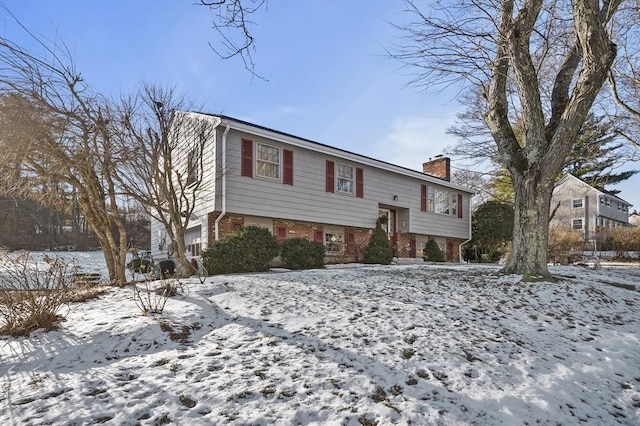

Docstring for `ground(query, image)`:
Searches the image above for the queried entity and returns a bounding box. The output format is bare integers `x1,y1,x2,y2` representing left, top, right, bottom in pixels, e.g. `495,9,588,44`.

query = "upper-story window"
435,188,450,214
572,198,583,208
256,143,280,180
186,148,198,186
326,161,363,197
451,194,458,216
242,139,293,185
336,163,354,194
421,184,463,218
572,218,583,230
427,186,435,212
606,198,611,207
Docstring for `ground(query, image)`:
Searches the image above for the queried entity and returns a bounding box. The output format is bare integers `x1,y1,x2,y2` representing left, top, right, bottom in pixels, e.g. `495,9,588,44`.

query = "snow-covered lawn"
1,261,639,425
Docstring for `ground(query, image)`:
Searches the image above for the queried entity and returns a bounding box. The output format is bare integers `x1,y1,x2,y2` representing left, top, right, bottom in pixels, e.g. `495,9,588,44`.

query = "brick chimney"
423,156,450,181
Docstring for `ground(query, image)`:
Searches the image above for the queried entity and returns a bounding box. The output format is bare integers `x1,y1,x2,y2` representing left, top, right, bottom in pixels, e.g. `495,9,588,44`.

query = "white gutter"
214,124,231,240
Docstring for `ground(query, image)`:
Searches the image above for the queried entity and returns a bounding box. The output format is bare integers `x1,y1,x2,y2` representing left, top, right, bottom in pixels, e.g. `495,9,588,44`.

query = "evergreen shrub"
201,226,279,275
280,238,326,270
363,222,394,265
126,257,152,274
423,239,445,262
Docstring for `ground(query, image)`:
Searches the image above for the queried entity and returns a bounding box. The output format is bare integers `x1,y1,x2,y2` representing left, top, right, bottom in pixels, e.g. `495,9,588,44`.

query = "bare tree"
199,0,267,78
607,4,640,150
0,14,130,283
116,84,218,277
393,0,624,277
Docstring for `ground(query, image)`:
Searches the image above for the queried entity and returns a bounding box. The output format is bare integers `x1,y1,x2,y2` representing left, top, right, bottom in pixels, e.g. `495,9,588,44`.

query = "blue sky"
2,0,639,210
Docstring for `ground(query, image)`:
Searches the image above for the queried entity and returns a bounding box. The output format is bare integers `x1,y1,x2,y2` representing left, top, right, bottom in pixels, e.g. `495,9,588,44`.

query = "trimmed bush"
201,226,279,275
280,238,326,270
423,239,445,262
363,222,394,265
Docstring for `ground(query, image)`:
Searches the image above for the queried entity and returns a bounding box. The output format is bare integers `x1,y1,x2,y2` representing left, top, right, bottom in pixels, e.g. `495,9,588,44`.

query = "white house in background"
150,113,473,263
549,174,633,249
630,212,640,227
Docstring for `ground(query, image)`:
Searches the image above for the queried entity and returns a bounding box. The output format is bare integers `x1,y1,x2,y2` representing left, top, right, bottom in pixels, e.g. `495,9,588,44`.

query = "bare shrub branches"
133,279,186,316
0,253,74,336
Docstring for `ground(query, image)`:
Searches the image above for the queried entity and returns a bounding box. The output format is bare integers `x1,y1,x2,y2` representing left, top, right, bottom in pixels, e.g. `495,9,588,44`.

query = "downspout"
458,197,472,263
214,124,231,240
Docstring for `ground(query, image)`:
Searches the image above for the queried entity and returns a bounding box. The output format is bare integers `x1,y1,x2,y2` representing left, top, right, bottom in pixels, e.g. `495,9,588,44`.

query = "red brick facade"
207,212,462,262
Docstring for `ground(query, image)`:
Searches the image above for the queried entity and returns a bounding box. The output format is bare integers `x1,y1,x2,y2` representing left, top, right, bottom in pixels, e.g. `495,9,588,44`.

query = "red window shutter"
421,184,427,212
457,193,463,218
346,232,355,255
241,139,253,177
356,167,364,198
326,160,335,193
277,226,286,241
283,149,293,185
314,230,324,243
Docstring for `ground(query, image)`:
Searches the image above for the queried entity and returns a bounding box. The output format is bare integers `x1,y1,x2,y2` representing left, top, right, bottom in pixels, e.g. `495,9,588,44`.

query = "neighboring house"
630,212,640,227
151,113,473,263
549,174,633,249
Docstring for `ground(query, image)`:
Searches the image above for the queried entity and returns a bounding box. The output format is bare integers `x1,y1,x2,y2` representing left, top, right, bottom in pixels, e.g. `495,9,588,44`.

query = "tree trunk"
502,168,555,277
80,200,128,284
173,226,193,277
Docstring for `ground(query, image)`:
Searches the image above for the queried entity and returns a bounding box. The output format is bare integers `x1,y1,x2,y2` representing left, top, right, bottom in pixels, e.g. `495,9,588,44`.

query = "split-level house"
549,174,633,249
150,113,473,263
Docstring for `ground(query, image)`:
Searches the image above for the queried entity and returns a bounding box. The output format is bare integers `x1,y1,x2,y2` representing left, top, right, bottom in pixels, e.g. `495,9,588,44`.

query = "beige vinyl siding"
221,129,471,239
224,131,378,227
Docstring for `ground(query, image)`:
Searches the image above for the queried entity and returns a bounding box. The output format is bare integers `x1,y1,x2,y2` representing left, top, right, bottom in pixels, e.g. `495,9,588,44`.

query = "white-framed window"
600,197,604,206
435,189,450,214
606,198,611,207
186,148,198,186
572,198,583,208
256,143,280,180
427,185,435,212
451,194,458,216
325,232,344,254
336,163,354,194
572,218,583,230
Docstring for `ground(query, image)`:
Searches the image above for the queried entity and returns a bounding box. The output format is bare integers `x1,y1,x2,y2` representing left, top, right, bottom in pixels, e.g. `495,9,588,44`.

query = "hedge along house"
149,113,473,263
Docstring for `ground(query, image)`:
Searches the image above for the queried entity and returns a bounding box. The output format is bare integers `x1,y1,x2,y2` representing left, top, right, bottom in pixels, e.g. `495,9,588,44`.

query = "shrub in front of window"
280,238,326,270
363,221,394,265
201,226,279,275
423,239,445,262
